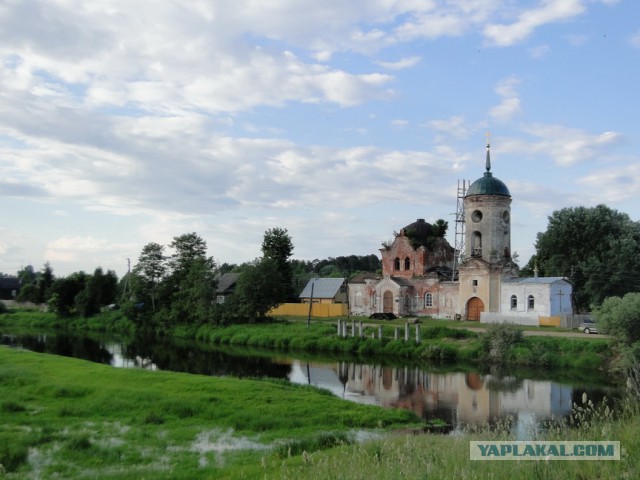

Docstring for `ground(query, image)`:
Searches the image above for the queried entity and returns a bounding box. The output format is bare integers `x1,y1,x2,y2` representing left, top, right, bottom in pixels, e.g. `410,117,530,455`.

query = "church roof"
503,277,570,285
466,140,511,197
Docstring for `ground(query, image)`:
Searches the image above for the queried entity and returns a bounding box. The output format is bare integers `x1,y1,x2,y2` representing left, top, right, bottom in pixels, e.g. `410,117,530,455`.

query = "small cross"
486,130,491,146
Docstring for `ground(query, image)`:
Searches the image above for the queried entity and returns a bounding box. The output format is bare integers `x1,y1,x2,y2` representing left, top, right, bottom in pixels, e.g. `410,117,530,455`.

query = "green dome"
466,172,511,197
467,139,511,197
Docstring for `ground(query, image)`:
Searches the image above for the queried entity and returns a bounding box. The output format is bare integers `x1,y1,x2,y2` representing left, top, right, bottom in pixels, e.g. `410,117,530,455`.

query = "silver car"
579,321,598,334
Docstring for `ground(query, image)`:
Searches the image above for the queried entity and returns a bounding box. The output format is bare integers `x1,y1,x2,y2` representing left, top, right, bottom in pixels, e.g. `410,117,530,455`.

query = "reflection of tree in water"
484,375,523,393
15,333,113,365
120,333,291,379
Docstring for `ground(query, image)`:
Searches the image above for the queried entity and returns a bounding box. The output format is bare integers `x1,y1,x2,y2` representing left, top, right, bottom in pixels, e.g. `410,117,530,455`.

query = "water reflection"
2,331,618,433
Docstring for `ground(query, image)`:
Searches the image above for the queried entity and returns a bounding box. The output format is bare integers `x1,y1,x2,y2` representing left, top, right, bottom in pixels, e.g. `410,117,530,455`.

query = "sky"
1,0,639,279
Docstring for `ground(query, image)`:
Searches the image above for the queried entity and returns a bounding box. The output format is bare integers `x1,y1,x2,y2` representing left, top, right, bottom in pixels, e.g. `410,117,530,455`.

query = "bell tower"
458,136,516,320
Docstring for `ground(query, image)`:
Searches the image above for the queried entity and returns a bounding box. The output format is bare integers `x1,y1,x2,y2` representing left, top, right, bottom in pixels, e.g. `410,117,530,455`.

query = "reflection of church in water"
348,140,573,323
338,362,574,430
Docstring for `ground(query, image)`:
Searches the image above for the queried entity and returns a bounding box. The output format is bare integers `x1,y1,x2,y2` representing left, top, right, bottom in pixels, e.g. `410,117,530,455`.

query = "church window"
472,279,478,287
472,232,482,257
472,210,483,222
372,294,377,307
424,293,433,308
528,295,535,310
503,211,510,223
394,257,400,270
404,257,410,270
510,295,517,310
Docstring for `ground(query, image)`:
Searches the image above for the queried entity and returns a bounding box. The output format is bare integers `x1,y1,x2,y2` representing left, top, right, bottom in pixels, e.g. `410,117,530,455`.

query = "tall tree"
134,242,166,311
532,205,640,311
261,227,294,301
164,233,217,325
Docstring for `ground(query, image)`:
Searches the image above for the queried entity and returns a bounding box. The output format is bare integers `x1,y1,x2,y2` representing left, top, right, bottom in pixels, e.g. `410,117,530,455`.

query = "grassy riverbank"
1,309,612,371
1,347,637,479
0,347,417,478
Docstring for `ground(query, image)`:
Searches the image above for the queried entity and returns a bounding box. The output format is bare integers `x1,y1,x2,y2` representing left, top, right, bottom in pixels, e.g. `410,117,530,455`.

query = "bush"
480,323,523,364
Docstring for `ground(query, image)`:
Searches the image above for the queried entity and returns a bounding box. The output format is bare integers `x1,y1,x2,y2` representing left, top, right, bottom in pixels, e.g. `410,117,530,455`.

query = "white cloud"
529,44,550,58
427,116,474,140
630,30,640,49
489,76,522,122
375,56,421,70
501,125,624,166
576,163,640,203
483,0,586,47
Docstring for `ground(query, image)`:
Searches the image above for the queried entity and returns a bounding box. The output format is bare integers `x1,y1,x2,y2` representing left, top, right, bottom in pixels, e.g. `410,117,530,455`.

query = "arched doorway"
383,291,394,314
466,297,484,321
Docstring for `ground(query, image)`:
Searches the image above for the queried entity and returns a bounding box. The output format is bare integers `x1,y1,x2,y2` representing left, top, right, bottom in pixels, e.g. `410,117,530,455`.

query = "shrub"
480,323,523,364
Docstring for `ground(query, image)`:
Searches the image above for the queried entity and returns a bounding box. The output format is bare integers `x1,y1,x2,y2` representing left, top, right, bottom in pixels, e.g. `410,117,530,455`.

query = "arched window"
528,295,535,310
354,291,362,307
394,257,400,270
424,292,433,308
404,257,410,270
510,295,517,310
472,232,482,257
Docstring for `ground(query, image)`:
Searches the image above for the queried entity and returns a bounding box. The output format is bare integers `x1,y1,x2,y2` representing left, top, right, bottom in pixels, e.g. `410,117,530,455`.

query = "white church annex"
348,140,573,325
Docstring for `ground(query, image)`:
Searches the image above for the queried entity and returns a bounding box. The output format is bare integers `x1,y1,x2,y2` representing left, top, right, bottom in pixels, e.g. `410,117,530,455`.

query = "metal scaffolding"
452,179,469,280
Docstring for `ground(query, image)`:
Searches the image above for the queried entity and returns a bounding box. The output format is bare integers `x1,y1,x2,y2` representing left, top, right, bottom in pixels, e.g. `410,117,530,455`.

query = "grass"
0,347,418,478
246,393,640,480
3,349,636,480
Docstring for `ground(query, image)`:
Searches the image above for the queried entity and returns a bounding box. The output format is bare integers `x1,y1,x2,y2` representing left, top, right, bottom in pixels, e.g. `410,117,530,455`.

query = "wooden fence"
268,303,348,317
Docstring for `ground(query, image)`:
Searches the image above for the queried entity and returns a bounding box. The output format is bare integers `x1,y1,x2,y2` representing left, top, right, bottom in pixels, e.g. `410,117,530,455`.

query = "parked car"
579,321,598,334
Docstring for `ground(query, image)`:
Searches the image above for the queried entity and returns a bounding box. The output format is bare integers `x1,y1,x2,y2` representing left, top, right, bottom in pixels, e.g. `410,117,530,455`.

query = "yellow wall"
269,303,348,317
539,316,561,327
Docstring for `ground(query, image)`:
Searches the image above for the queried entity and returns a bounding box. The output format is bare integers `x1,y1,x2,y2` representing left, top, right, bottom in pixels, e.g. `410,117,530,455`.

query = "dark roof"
0,277,20,290
349,273,380,283
216,273,240,294
503,277,569,285
390,276,413,287
299,278,346,299
466,172,511,197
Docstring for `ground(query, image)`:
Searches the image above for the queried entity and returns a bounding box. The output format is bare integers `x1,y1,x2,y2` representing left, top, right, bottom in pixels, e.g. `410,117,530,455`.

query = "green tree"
134,242,166,312
261,227,294,301
161,233,217,325
595,293,640,366
225,258,287,322
75,267,119,317
49,272,88,317
532,205,640,311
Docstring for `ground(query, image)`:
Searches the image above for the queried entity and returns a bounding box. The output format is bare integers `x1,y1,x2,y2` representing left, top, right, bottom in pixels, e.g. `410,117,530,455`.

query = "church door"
383,291,394,314
466,297,484,321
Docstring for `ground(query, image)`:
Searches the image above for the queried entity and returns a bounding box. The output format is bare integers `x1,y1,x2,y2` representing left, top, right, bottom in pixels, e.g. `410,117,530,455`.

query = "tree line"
4,204,639,326
4,228,380,328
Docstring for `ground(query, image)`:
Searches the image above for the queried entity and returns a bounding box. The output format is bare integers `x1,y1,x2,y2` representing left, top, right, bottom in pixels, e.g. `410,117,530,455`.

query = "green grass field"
0,348,417,479
1,347,637,479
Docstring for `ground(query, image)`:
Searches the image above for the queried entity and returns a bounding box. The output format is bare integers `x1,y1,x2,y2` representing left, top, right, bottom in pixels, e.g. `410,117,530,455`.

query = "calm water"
1,331,621,435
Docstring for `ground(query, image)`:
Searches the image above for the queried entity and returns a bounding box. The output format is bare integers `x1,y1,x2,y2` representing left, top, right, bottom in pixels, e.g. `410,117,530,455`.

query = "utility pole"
121,258,131,301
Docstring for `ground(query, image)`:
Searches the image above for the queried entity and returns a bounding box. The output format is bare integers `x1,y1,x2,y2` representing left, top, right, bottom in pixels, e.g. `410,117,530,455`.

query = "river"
1,330,621,436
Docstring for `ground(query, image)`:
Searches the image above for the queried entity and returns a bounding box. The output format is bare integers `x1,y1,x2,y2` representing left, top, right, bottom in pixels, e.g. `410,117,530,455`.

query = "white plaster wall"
500,282,552,317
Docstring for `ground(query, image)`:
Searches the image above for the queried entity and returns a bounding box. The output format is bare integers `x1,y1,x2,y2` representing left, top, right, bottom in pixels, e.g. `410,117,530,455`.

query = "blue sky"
1,0,638,278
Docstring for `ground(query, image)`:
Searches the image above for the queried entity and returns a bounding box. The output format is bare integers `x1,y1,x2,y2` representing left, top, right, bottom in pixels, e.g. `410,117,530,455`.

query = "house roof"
503,276,570,285
216,272,240,294
0,277,20,290
349,273,380,283
299,278,346,299
390,276,414,287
